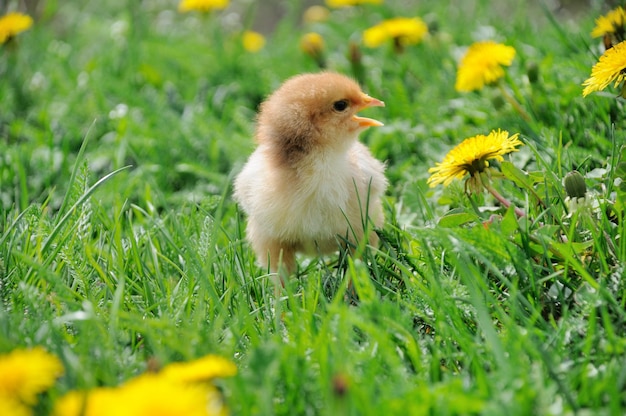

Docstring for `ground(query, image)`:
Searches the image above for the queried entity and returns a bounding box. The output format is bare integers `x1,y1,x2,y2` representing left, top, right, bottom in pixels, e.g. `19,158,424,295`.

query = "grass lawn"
1,0,625,414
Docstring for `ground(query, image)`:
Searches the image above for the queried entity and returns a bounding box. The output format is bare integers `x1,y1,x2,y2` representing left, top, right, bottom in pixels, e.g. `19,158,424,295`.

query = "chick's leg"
267,241,296,277
248,223,296,278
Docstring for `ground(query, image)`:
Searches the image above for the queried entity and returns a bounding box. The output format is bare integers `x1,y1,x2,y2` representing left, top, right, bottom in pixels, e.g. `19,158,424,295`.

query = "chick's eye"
333,99,349,112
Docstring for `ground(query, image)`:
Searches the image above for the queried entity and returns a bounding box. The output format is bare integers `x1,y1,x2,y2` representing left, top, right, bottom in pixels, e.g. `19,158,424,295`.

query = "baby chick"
234,72,387,274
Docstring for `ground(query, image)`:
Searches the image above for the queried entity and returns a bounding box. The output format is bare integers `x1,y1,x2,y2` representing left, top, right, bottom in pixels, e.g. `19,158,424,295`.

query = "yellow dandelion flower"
582,39,626,97
303,5,330,24
52,388,116,416
0,12,33,44
455,41,516,92
161,354,237,383
325,0,382,8
428,130,523,188
0,347,64,405
300,32,325,56
0,396,31,416
178,0,229,13
300,32,326,68
591,6,626,38
109,374,211,416
363,17,428,49
242,30,265,53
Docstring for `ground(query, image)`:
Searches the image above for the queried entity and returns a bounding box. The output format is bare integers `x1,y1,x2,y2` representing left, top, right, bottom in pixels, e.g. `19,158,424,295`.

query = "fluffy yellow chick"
234,72,387,274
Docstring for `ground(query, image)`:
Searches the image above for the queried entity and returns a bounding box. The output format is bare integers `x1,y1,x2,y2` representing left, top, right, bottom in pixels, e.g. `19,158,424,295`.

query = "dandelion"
56,376,219,416
0,396,31,416
363,17,428,52
303,5,330,24
582,40,626,97
0,12,33,44
325,0,382,8
109,374,212,416
161,354,237,383
591,6,626,45
178,0,229,13
0,347,64,405
428,129,522,188
455,41,531,121
54,354,236,416
242,30,265,53
428,129,526,216
455,41,516,92
53,388,116,416
300,32,326,68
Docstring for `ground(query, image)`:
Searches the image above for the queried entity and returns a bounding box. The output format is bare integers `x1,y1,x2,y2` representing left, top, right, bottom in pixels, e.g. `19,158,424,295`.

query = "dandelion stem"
484,182,526,217
497,82,532,122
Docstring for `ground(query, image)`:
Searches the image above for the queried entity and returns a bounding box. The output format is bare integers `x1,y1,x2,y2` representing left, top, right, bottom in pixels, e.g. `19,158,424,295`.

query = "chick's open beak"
353,94,385,128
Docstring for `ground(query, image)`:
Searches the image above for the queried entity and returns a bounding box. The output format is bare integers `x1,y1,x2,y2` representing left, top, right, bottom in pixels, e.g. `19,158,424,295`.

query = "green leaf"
614,146,626,212
501,205,519,235
438,212,478,228
551,240,594,256
501,161,533,189
501,161,544,202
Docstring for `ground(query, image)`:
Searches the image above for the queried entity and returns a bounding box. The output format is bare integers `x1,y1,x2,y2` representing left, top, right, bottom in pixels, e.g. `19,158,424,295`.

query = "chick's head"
256,72,384,159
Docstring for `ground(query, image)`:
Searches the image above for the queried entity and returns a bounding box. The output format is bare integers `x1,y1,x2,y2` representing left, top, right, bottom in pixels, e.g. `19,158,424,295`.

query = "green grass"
1,0,625,414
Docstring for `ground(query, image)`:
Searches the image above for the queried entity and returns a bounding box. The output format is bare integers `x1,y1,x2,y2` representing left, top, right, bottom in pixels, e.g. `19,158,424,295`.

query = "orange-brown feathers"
256,72,383,166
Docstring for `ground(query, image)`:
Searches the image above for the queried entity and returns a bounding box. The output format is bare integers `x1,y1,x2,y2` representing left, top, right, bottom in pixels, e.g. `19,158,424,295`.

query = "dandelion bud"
491,94,506,110
564,170,587,199
348,41,365,84
527,62,540,84
348,40,361,64
332,373,349,397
